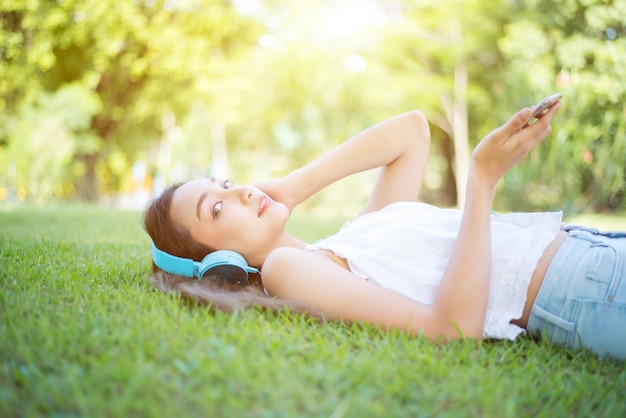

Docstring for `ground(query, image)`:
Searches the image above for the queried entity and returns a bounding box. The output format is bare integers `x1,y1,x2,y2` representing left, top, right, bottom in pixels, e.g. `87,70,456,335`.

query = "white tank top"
306,202,563,340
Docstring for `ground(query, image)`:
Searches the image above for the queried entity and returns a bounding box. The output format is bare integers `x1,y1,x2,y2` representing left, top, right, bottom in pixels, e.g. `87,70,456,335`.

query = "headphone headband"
151,242,258,286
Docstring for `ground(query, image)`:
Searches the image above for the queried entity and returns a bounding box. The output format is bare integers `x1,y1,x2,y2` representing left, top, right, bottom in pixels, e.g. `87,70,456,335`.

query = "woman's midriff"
511,230,569,329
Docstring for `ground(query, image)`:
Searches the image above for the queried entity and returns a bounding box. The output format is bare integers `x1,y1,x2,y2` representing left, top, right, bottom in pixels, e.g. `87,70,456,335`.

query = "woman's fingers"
471,100,562,186
520,100,562,134
498,99,561,145
516,101,561,151
507,107,535,135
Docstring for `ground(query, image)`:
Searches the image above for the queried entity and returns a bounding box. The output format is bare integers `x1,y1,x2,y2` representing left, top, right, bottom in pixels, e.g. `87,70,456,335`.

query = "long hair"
142,183,324,317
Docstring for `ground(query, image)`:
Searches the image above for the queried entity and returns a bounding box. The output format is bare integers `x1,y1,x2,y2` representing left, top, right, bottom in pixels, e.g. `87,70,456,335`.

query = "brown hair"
142,183,324,317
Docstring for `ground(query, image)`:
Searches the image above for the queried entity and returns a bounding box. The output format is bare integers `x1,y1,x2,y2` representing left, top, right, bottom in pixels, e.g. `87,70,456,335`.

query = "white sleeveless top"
306,202,563,340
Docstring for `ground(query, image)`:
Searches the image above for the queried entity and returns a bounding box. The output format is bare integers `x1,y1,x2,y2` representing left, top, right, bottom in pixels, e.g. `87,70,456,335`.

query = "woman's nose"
233,185,255,202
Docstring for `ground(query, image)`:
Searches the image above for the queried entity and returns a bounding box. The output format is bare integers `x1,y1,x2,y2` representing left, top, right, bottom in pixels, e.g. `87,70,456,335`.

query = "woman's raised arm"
255,110,431,214
430,102,561,337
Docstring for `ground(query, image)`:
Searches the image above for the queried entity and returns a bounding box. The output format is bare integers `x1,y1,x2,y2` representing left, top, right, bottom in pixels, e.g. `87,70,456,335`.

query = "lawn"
1,203,624,418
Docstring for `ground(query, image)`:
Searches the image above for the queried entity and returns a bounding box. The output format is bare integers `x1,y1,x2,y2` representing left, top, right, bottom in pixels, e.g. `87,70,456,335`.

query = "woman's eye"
224,179,234,189
212,201,222,218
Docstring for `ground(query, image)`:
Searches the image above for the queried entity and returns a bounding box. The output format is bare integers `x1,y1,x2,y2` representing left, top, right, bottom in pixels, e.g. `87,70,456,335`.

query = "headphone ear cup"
199,250,255,286
202,265,249,286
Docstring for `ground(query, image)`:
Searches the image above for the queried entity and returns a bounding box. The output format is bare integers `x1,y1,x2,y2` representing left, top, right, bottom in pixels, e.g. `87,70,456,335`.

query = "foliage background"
2,0,626,215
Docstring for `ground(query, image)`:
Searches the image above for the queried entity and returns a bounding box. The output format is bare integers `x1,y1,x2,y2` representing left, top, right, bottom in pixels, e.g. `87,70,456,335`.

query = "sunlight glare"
322,0,386,39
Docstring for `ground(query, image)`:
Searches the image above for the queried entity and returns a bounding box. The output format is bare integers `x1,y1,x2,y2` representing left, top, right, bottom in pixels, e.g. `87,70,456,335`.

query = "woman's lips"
258,195,272,216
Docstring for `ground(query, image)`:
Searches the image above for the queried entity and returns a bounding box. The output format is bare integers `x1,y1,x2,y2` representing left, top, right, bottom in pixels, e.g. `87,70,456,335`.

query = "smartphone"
524,93,562,127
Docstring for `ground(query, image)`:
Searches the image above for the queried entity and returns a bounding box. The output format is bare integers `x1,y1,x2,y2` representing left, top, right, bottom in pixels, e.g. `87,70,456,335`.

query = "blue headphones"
151,242,259,286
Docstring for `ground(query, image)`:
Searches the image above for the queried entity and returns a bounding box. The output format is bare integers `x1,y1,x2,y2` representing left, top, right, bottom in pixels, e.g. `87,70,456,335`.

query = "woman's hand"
471,100,562,189
252,177,299,214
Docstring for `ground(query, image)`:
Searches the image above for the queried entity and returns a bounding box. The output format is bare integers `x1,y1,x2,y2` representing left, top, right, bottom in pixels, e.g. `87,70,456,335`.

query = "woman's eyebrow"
196,178,218,220
196,192,208,220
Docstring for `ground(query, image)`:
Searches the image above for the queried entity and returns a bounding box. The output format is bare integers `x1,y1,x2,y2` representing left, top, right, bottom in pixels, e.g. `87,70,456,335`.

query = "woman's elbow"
405,110,431,147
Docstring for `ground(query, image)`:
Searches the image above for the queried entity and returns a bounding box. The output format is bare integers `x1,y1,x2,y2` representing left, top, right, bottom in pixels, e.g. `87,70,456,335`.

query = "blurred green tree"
0,84,101,200
0,0,260,200
371,0,626,213
372,0,514,207
497,0,626,212
176,0,400,216
2,0,624,213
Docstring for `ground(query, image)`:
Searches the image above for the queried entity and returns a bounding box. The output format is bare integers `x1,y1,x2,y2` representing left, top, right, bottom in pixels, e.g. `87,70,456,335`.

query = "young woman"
143,101,626,361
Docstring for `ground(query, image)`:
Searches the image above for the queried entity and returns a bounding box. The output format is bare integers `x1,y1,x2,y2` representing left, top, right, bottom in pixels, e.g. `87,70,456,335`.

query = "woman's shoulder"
261,246,353,296
262,247,325,279
263,246,309,268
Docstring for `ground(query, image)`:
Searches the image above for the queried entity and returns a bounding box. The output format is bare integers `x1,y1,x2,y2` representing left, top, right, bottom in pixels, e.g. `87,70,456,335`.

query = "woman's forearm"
285,110,429,206
430,171,495,339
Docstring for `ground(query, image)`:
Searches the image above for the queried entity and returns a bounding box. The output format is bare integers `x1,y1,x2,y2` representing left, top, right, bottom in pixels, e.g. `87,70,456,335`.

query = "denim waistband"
561,224,626,239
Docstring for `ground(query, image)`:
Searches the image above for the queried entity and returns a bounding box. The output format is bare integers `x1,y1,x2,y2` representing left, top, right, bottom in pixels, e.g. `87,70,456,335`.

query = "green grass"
1,203,624,418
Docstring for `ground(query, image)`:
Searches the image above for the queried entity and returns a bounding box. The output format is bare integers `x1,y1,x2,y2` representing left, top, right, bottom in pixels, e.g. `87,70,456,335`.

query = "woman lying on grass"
143,98,626,361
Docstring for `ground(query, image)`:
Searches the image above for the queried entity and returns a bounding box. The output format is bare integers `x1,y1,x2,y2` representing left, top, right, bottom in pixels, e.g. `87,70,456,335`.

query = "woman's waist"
513,229,569,328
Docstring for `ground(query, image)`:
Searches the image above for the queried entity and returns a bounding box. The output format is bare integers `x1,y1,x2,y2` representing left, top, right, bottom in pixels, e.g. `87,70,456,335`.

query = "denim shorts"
527,225,626,360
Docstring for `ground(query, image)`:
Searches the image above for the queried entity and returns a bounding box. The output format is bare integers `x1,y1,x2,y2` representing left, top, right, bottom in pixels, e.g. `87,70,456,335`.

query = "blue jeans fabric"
527,225,626,360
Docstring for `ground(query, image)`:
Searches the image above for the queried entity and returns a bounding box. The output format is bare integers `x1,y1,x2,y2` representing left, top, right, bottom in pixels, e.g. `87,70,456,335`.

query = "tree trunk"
452,59,469,209
450,22,469,209
75,153,99,201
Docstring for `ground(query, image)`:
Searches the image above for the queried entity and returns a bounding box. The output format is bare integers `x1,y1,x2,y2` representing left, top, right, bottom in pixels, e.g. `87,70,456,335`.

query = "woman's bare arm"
434,103,561,337
262,248,450,338
255,110,431,214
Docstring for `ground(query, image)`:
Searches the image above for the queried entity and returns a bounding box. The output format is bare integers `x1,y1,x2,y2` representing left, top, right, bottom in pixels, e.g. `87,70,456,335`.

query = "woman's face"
169,178,289,265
